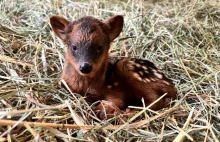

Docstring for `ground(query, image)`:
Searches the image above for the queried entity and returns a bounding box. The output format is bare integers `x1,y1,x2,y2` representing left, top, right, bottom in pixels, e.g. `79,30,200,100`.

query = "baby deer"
50,15,177,119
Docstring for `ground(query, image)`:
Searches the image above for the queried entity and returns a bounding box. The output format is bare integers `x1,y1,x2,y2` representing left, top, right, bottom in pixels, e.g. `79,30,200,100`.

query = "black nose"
79,63,93,74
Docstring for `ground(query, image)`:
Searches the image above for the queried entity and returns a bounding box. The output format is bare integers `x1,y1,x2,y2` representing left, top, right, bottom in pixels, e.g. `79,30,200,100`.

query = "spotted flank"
107,56,172,85
126,58,168,82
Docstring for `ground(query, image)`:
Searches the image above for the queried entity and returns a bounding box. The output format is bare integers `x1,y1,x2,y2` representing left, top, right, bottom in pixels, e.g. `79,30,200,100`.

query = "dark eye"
97,45,103,52
72,45,77,51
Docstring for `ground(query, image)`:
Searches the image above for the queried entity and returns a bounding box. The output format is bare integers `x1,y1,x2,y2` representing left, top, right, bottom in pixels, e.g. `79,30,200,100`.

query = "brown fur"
50,15,177,119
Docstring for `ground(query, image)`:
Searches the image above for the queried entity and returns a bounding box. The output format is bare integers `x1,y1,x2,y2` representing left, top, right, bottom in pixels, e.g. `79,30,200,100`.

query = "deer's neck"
61,61,108,93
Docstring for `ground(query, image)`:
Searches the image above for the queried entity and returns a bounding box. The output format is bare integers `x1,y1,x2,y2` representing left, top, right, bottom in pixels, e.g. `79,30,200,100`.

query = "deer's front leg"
95,100,125,120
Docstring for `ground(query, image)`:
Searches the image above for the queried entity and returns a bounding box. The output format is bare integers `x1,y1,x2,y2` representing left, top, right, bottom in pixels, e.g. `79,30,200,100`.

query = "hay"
0,0,219,141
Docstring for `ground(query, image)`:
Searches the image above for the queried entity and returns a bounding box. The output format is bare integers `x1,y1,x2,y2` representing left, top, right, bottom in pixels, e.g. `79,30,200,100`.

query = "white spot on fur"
144,70,149,74
150,78,156,81
139,71,144,76
162,80,171,85
144,78,151,82
142,66,148,70
152,69,163,79
135,63,141,68
133,73,142,81
154,72,163,79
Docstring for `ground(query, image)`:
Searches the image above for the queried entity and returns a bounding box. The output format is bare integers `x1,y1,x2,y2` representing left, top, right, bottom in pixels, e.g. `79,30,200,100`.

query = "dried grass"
0,0,219,141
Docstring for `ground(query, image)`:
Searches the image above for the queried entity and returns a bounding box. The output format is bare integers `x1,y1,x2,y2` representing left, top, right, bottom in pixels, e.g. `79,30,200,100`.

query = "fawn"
50,15,177,119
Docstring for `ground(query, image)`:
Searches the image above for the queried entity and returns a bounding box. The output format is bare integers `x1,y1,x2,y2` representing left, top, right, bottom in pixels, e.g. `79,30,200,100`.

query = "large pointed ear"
50,16,71,43
105,15,124,42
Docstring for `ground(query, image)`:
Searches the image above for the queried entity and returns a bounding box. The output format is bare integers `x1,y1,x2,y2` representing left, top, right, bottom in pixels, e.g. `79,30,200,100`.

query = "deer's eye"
97,45,103,52
72,45,77,51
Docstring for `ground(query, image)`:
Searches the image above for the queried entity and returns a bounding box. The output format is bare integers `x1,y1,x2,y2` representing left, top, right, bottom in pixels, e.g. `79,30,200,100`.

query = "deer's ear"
105,15,124,42
50,16,71,43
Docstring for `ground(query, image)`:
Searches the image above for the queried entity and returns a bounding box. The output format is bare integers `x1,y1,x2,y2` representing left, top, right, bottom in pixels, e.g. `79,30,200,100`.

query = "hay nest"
0,0,219,141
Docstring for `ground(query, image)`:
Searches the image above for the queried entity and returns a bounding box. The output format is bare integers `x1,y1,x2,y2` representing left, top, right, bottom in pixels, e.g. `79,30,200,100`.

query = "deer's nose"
79,63,93,74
